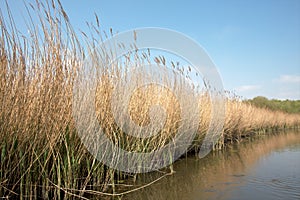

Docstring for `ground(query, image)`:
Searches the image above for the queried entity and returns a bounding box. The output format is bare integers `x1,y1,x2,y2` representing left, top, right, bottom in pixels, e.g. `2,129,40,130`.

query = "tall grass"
0,0,300,199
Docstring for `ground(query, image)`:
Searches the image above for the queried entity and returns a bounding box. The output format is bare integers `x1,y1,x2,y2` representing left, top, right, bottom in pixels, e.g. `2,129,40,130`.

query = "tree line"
245,96,300,114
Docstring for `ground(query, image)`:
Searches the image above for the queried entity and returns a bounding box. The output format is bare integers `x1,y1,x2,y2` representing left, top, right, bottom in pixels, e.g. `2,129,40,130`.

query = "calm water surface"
124,131,300,200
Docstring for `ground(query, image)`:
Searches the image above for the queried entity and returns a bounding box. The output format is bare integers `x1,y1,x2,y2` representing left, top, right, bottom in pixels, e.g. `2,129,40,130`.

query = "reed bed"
124,130,300,200
0,1,300,199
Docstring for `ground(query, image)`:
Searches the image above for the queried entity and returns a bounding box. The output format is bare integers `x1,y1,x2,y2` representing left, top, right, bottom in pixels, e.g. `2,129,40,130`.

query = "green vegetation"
246,96,300,114
0,1,300,199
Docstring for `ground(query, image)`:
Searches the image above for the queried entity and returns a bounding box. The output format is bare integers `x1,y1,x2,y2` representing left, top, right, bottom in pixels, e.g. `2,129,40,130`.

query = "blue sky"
1,0,300,99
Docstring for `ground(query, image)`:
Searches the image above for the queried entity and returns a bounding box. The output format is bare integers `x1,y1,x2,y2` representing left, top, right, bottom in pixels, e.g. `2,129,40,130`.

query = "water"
123,131,300,200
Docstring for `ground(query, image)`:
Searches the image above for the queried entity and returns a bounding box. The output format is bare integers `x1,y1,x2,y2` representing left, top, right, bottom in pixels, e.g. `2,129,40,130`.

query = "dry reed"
0,0,300,199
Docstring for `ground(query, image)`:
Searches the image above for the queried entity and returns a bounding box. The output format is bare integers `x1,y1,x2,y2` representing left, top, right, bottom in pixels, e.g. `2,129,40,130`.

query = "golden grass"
0,0,300,199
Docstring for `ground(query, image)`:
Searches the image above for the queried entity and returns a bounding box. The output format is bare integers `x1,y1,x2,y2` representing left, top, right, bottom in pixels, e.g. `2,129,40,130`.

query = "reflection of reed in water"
123,130,300,200
1,1,300,197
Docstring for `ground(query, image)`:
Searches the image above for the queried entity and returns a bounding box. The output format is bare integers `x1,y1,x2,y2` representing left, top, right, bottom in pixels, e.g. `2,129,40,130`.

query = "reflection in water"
123,130,300,200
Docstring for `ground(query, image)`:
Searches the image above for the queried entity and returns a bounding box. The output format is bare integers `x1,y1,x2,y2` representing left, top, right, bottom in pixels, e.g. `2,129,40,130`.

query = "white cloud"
278,75,300,83
235,85,261,92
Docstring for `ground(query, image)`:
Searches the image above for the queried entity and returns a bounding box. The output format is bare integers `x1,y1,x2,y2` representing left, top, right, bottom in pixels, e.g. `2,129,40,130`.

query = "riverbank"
123,130,300,200
1,1,300,199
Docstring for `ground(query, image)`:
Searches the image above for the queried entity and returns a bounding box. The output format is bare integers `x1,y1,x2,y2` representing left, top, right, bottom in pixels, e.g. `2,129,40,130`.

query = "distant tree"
245,96,300,114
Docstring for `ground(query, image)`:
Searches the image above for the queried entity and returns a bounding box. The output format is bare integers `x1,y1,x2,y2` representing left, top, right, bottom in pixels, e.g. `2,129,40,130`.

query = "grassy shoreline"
1,1,300,199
